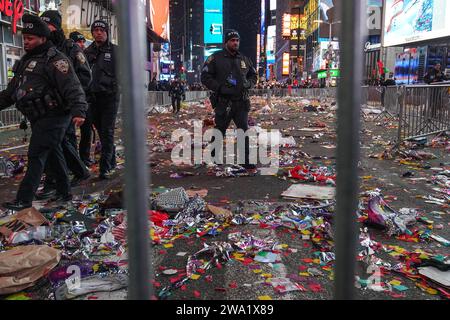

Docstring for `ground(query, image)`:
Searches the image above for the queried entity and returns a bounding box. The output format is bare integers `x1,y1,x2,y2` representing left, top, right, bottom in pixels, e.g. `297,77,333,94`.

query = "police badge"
241,60,246,69
54,60,70,74
25,61,37,72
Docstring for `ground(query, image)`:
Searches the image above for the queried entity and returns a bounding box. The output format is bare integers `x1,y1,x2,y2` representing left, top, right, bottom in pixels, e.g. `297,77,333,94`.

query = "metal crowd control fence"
0,107,23,130
397,84,450,143
0,84,24,130
147,90,210,113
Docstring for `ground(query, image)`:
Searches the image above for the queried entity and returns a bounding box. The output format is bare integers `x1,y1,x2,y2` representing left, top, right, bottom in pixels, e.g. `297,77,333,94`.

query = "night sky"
224,0,261,64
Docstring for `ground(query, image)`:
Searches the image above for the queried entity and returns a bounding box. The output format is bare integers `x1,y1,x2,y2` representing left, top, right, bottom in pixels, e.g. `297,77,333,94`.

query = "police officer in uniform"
84,20,119,179
0,14,87,211
201,30,257,170
70,31,87,50
169,76,185,114
36,11,92,200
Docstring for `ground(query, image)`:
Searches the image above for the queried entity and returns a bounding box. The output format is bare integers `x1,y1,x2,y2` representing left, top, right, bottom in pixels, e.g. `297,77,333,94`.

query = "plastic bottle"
10,226,53,244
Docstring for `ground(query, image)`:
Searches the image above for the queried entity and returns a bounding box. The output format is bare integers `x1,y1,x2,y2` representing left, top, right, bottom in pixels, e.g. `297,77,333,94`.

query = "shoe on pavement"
3,200,32,211
71,172,91,187
99,170,115,180
82,159,95,167
35,188,57,200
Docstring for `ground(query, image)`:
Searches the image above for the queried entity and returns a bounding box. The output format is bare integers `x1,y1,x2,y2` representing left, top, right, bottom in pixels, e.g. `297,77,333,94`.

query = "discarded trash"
281,185,335,200
0,245,61,295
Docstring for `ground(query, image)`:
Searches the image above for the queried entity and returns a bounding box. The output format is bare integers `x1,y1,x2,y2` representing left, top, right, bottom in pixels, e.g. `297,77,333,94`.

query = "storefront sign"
364,41,381,52
318,69,340,79
0,0,24,34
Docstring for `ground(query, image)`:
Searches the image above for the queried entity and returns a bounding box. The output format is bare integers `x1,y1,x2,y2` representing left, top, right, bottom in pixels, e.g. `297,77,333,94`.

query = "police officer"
36,10,92,200
70,31,87,50
0,14,87,211
169,76,185,114
70,30,93,166
201,29,257,170
84,20,119,179
424,63,447,84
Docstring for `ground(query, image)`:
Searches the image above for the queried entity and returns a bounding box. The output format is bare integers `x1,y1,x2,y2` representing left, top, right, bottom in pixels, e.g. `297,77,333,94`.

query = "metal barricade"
0,84,23,130
147,91,210,114
397,84,450,143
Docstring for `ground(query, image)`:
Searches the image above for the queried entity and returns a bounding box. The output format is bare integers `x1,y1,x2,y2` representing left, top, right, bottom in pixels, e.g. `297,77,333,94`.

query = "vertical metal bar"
115,0,151,300
334,0,365,300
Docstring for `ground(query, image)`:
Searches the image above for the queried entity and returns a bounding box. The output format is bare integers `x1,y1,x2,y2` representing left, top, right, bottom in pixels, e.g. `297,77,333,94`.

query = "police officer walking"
84,20,119,179
0,14,87,211
169,76,185,114
36,10,92,200
201,29,257,170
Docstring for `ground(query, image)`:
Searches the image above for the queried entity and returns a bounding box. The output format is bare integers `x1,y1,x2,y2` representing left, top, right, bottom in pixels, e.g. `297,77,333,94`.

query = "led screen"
383,0,450,47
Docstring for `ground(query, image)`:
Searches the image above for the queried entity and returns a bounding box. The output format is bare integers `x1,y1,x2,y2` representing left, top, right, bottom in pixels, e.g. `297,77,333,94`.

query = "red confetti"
216,262,222,269
229,281,238,289
87,296,98,300
193,290,201,298
180,285,187,291
299,265,308,271
309,283,322,292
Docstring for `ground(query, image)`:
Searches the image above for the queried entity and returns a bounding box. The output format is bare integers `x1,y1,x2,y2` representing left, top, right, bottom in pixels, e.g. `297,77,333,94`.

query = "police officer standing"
0,14,87,211
36,10,92,200
70,31,87,50
201,30,257,170
169,76,185,114
84,20,119,179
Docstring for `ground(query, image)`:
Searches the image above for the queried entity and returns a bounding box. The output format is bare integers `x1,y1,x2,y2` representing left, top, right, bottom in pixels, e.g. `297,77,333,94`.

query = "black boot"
3,200,32,211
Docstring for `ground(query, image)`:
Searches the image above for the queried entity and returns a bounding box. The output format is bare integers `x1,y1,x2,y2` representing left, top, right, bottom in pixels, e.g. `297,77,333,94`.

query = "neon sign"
0,0,24,33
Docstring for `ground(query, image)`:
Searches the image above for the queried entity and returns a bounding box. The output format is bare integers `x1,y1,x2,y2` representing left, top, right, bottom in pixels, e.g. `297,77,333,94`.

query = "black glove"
19,119,28,131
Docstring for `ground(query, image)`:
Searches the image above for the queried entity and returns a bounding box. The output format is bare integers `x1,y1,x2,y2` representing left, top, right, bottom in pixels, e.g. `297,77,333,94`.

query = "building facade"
0,0,42,86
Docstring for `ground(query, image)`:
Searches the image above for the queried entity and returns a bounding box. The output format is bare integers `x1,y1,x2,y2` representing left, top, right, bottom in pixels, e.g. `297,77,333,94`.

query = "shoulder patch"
206,55,214,64
76,52,87,65
54,59,70,74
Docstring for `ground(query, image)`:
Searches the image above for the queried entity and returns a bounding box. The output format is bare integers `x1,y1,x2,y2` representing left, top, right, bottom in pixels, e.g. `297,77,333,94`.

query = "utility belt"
210,91,249,108
17,92,66,122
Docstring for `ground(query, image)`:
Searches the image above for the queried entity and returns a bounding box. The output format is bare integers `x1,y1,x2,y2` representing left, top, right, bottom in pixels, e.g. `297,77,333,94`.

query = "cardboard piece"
281,184,335,200
207,205,233,219
418,267,450,288
0,208,48,239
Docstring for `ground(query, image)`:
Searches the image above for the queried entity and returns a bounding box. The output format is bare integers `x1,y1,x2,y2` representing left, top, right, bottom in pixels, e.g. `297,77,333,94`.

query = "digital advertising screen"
204,0,223,44
150,0,170,40
383,0,450,47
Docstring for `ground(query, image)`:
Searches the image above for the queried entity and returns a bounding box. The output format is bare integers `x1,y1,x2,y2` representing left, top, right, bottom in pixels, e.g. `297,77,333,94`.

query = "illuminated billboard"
282,53,290,76
383,0,450,47
204,0,223,44
150,0,170,40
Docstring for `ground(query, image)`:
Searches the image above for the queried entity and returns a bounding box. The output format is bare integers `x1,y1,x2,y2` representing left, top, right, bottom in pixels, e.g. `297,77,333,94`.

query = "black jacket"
201,49,257,101
85,41,118,94
0,41,87,121
169,81,185,98
56,38,92,92
424,68,447,84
